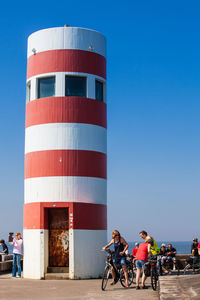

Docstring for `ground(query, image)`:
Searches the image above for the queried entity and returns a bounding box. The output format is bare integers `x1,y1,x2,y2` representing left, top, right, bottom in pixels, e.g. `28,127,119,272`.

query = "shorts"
113,257,127,266
136,260,147,269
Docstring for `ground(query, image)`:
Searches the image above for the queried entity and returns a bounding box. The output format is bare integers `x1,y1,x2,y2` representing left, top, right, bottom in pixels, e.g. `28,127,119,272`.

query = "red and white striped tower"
23,27,107,279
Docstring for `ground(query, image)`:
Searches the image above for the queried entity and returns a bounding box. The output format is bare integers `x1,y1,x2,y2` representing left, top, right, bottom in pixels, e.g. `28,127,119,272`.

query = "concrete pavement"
0,273,158,300
159,274,200,300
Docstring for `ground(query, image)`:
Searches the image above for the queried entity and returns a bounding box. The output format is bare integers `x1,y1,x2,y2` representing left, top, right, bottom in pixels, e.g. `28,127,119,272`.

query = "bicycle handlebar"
102,249,114,255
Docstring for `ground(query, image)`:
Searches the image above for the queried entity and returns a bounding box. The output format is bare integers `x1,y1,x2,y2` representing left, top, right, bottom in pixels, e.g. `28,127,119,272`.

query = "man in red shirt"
198,241,200,255
132,243,139,258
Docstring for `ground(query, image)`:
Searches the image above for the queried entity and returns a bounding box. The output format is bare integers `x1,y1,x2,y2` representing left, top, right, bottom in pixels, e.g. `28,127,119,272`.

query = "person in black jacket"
191,238,199,257
166,244,177,270
0,239,8,254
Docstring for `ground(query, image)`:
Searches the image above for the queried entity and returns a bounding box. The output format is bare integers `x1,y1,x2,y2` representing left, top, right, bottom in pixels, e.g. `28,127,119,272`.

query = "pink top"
135,242,148,262
10,238,23,255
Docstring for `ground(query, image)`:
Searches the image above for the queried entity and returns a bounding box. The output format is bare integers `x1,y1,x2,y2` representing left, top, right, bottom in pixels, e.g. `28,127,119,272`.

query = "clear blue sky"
0,0,200,242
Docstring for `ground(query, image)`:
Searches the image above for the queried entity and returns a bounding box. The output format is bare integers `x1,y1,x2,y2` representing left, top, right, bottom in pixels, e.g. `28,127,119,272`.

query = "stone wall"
0,254,23,272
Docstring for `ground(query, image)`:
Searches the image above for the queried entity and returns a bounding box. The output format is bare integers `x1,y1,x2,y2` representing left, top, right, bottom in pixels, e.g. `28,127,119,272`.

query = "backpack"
143,262,150,277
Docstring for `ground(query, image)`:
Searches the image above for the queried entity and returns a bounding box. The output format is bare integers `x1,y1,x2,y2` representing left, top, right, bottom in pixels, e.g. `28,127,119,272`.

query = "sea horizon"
2,240,192,255
127,241,192,255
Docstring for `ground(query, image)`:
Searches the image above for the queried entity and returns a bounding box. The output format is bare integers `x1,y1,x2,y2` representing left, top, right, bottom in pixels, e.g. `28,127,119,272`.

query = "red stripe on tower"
25,97,107,128
23,202,107,230
25,150,107,179
27,49,106,79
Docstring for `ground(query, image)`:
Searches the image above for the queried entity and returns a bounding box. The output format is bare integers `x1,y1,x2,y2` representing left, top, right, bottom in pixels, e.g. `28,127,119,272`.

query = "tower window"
95,80,104,101
38,77,55,98
26,82,31,102
65,76,86,97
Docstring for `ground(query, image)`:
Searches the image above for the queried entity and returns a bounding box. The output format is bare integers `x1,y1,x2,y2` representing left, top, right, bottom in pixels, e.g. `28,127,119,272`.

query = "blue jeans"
12,254,21,277
136,260,146,269
113,257,127,266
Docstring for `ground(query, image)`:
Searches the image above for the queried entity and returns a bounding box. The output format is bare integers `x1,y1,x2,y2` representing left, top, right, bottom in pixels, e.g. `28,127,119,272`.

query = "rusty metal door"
48,208,69,267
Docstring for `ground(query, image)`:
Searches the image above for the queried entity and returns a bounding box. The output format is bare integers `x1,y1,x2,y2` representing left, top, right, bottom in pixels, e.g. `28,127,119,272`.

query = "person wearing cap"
191,238,199,257
132,242,139,258
186,238,199,266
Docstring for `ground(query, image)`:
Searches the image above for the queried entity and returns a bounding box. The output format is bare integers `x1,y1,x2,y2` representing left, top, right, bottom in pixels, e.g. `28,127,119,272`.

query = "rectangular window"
26,82,31,102
95,80,104,101
65,76,86,97
38,77,55,98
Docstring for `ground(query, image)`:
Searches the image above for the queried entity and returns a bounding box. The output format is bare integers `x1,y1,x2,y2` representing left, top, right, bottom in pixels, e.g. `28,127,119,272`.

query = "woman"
160,244,169,274
102,230,129,287
134,236,153,289
10,232,23,278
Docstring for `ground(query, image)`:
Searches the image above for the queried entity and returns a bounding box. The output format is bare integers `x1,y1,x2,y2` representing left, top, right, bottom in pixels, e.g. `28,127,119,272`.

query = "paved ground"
0,273,158,300
159,274,200,300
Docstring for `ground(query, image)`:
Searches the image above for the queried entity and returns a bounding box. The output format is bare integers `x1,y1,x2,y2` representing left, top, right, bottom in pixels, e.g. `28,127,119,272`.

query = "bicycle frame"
104,249,120,282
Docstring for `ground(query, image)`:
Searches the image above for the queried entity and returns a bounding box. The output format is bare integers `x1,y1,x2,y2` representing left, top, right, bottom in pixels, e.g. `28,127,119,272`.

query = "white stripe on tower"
24,177,107,204
25,123,106,154
27,27,106,57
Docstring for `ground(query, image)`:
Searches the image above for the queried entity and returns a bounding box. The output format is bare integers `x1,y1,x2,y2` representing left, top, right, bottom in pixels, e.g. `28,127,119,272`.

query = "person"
102,230,129,287
134,236,152,289
159,244,169,274
10,232,23,278
0,239,8,254
132,242,139,258
186,239,199,266
198,240,200,256
166,243,176,270
139,230,160,256
191,238,199,257
139,230,161,275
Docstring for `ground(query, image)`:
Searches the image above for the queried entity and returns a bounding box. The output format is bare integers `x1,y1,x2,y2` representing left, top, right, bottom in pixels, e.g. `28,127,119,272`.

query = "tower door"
48,208,69,267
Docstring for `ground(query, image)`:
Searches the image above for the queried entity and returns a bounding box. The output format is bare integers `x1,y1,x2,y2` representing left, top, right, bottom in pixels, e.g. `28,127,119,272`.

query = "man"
140,230,160,256
166,243,176,270
191,238,199,257
140,230,161,275
132,242,139,258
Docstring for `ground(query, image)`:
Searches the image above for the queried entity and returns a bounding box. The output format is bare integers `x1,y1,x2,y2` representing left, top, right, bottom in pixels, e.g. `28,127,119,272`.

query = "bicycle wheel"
101,266,111,291
151,268,158,291
120,268,134,288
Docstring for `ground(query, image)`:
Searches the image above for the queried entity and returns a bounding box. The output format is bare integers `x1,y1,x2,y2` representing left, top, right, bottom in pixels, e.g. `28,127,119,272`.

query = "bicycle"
163,257,180,275
101,250,134,290
184,257,200,275
149,258,159,291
